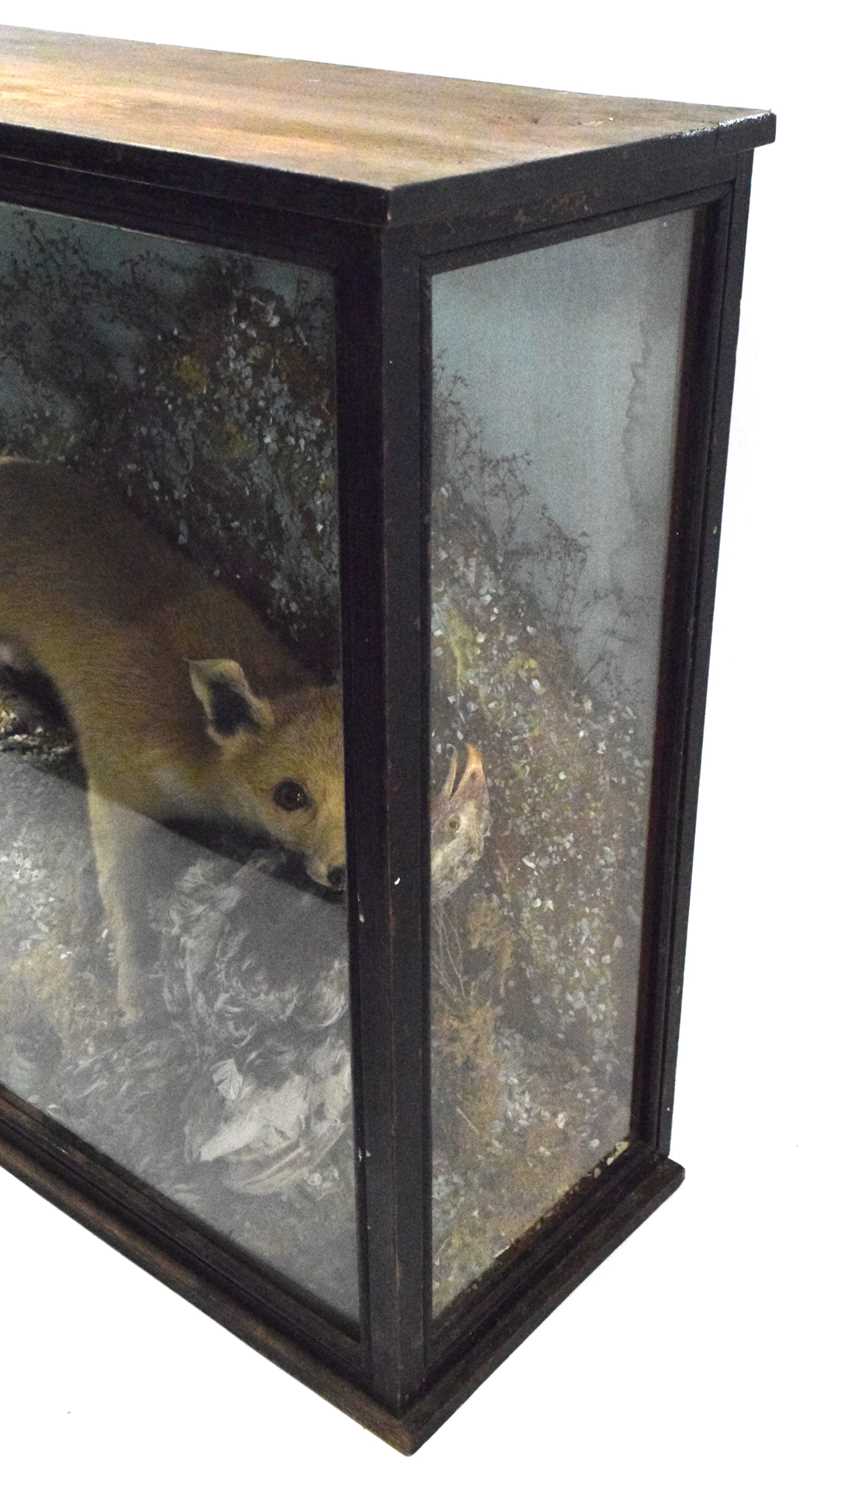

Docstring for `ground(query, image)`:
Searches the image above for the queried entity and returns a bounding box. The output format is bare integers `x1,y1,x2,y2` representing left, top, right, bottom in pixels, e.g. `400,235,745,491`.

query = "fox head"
189,658,346,891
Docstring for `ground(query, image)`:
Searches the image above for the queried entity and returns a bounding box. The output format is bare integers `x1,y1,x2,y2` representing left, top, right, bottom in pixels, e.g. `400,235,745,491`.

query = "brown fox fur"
0,457,345,1018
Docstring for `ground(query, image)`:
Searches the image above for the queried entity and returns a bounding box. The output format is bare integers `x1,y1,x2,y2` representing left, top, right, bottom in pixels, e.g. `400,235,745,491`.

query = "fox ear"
188,659,274,747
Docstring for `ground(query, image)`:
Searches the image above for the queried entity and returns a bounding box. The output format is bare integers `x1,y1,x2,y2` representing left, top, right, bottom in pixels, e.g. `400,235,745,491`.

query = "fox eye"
274,780,311,812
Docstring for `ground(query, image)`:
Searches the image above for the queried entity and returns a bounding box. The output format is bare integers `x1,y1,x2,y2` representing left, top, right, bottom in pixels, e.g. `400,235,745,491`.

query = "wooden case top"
0,26,775,224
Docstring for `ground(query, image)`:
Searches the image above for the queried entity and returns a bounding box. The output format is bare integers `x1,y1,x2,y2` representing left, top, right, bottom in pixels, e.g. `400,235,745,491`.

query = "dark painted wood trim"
419,181,726,1369
0,152,359,271
629,190,733,1148
0,1128,400,1446
335,231,430,1409
0,1125,682,1454
0,115,775,227
653,153,757,1154
384,120,774,227
0,1084,363,1369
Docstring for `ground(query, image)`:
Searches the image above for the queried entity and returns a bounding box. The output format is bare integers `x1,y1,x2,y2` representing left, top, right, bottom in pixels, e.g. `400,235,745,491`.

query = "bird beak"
441,747,459,800
457,743,484,791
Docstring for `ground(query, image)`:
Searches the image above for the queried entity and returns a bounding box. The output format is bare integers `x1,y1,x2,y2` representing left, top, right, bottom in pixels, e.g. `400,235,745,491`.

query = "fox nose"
327,865,346,892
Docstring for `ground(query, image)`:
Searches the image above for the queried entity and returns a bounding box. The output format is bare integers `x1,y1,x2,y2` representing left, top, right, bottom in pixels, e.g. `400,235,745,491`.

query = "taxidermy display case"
0,26,774,1451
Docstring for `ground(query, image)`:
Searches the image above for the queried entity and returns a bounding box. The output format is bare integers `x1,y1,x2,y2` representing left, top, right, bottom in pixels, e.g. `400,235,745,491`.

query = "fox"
0,456,346,1020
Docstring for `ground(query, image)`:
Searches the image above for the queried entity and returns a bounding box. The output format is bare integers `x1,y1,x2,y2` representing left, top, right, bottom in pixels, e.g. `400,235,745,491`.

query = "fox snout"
307,856,346,892
302,798,347,893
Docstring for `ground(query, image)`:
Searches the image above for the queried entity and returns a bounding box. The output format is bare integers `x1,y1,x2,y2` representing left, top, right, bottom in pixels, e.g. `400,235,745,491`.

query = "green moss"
443,606,480,692
174,352,209,394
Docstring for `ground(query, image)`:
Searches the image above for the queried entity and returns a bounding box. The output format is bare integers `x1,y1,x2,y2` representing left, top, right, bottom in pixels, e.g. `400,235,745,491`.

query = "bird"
168,742,491,1196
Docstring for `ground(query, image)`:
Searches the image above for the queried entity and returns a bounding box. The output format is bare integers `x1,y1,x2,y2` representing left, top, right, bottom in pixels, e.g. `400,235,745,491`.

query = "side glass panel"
430,210,696,1313
0,204,358,1321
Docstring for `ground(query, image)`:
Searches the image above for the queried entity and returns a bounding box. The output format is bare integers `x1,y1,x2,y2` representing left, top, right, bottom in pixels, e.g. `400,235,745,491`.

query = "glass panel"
430,211,696,1313
0,204,357,1320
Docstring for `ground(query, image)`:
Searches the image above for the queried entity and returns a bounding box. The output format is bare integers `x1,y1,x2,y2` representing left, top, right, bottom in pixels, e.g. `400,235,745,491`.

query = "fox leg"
87,789,164,1022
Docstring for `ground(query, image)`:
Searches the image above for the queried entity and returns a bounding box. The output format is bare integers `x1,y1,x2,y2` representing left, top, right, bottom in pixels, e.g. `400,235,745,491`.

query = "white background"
0,5,846,1496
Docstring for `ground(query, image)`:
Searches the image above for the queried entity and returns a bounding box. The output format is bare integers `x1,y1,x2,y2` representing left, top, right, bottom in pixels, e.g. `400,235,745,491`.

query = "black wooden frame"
0,128,765,1451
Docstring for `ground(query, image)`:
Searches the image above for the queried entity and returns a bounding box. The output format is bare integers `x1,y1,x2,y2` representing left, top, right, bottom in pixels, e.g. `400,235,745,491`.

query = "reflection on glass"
0,204,358,1318
430,212,696,1312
